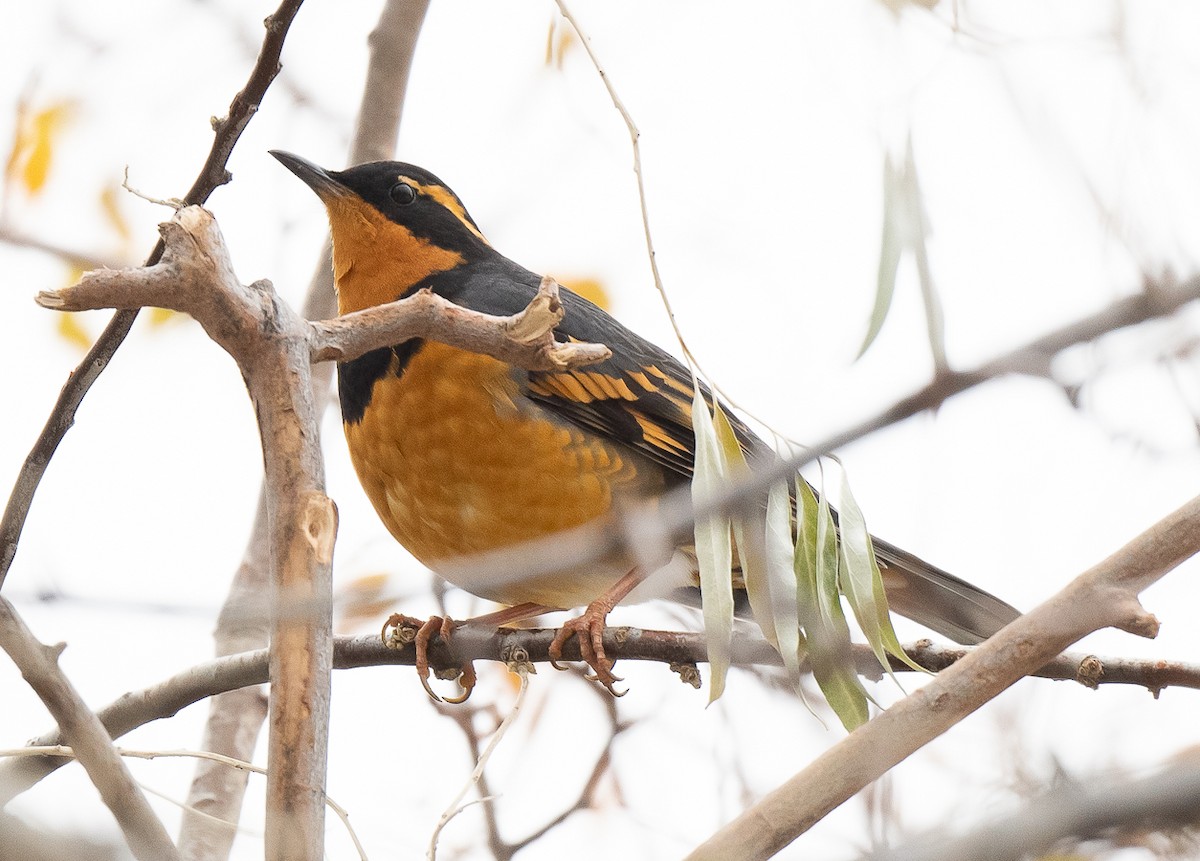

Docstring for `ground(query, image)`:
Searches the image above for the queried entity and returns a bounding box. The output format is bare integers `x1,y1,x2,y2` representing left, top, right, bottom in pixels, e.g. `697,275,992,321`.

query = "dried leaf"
691,385,733,703
544,18,577,69
858,147,904,358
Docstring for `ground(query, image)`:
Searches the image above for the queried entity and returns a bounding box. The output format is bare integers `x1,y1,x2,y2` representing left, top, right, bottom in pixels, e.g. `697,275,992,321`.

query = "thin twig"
428,667,531,861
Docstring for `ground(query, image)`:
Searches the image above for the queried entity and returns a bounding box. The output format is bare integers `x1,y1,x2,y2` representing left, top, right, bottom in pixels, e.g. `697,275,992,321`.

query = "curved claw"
548,611,625,696
382,613,476,703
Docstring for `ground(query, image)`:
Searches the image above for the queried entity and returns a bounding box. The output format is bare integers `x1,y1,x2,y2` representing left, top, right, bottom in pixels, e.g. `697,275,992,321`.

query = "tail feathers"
872,537,1020,645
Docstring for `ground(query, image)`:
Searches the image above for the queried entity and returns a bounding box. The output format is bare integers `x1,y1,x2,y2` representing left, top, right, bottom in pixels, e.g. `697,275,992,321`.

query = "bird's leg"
382,602,550,703
549,568,645,696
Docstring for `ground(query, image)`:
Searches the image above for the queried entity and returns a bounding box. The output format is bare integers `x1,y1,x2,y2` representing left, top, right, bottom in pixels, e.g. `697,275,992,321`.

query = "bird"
270,150,1020,700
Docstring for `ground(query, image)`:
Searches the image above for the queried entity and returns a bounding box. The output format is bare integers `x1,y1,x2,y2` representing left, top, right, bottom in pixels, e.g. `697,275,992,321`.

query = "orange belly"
343,341,648,608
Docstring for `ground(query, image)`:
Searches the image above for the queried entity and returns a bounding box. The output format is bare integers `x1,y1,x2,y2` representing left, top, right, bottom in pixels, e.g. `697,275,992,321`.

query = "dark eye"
389,183,417,206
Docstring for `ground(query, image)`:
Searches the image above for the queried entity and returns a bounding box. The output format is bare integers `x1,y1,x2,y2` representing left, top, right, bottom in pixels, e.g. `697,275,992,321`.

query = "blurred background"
3,1,1200,858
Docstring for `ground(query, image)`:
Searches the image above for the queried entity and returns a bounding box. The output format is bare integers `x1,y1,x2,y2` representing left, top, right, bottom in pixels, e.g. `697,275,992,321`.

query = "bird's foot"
548,601,626,697
382,613,476,704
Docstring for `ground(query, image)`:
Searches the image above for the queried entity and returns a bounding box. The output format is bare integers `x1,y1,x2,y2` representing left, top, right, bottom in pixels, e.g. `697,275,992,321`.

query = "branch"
0,598,178,860
2,629,1196,805
309,278,611,370
0,0,306,592
684,493,1200,860
37,205,336,860
870,759,1200,861
179,3,430,857
37,216,608,376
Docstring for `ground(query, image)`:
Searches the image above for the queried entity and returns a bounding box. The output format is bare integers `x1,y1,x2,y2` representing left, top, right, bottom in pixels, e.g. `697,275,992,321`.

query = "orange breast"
343,341,652,608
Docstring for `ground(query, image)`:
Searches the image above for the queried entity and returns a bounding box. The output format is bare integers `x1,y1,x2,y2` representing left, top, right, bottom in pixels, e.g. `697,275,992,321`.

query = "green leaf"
691,386,734,703
796,479,870,731
836,471,925,675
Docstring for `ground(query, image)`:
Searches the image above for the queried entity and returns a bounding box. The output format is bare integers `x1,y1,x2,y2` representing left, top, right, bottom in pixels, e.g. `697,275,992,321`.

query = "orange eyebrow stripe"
411,179,489,244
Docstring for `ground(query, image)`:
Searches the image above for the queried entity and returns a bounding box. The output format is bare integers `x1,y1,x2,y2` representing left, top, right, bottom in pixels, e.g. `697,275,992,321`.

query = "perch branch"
2,629,1197,805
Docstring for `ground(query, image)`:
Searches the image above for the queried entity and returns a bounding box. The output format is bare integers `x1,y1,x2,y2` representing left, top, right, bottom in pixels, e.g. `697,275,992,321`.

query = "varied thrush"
271,150,1019,699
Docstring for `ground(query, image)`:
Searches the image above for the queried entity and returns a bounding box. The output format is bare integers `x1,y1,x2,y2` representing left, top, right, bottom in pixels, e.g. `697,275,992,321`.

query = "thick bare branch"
684,493,1200,860
0,598,178,860
38,205,335,860
180,3,430,856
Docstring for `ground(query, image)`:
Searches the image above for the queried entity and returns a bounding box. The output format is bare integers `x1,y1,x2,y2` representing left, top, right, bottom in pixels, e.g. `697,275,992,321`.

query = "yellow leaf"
147,307,181,327
8,101,75,197
554,26,576,69
56,312,91,351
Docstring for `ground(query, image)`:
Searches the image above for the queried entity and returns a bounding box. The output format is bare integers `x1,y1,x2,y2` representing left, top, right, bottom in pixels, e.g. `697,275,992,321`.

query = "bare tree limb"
37,206,334,859
869,759,1200,861
0,0,306,593
0,597,178,860
179,3,428,855
683,493,1200,860
2,627,1197,806
309,278,611,369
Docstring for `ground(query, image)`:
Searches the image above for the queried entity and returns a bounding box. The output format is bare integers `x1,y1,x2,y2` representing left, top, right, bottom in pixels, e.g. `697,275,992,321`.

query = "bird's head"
270,150,490,312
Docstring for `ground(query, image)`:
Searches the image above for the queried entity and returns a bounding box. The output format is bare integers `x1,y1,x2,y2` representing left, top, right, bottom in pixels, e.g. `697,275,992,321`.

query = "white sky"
3,1,1200,859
